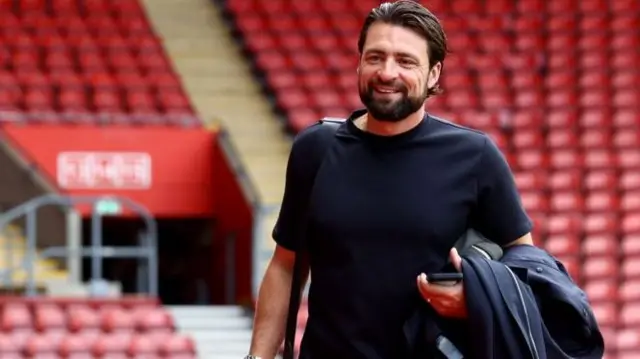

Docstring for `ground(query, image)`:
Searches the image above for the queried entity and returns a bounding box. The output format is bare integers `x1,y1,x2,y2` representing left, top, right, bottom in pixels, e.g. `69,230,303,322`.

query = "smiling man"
246,1,534,359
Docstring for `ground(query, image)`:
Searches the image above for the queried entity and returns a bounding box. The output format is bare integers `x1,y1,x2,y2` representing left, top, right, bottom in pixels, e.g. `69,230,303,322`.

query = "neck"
357,108,426,136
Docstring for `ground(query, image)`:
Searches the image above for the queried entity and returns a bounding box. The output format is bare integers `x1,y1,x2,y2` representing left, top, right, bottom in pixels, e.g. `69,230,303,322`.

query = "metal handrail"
0,194,158,297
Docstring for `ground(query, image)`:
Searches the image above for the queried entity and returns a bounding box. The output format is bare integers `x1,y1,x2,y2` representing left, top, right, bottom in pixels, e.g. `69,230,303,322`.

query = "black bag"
282,118,503,359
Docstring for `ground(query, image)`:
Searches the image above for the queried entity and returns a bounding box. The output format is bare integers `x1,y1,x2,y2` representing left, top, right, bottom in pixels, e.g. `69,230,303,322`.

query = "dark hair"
357,0,448,97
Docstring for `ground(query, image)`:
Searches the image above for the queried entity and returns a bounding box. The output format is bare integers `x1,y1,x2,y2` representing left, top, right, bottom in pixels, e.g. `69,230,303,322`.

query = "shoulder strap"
283,118,344,359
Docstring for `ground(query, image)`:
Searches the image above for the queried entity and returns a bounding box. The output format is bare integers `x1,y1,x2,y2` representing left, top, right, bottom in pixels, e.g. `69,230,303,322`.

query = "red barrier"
1,124,215,217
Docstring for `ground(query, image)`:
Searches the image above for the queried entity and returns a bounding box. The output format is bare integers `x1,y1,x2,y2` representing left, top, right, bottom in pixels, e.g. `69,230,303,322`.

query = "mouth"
373,86,401,95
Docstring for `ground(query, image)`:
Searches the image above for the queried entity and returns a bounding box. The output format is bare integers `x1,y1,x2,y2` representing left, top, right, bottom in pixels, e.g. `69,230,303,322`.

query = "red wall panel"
211,140,254,304
1,124,215,217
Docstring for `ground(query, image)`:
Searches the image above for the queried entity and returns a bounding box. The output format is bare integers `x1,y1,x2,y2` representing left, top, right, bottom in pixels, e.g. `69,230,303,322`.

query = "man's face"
358,22,441,122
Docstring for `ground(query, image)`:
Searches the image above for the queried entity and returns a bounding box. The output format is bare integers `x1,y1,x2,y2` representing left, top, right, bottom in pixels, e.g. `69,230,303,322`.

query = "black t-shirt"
273,109,533,359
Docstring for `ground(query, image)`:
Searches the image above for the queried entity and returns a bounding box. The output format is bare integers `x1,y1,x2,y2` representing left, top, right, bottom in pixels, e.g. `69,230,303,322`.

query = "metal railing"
0,194,158,297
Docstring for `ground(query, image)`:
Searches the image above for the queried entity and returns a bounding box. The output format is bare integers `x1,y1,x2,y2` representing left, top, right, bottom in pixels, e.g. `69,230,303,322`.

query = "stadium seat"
1,303,32,332
101,307,136,333
34,304,66,333
58,334,95,357
584,280,618,303
620,280,640,302
68,306,101,333
158,334,196,356
592,302,617,327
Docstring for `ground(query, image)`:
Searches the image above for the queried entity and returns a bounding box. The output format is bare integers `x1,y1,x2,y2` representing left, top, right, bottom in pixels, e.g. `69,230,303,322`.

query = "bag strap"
283,118,344,359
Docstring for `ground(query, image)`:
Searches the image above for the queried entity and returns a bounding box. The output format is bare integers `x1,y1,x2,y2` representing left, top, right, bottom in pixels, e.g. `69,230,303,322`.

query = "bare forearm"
249,260,308,358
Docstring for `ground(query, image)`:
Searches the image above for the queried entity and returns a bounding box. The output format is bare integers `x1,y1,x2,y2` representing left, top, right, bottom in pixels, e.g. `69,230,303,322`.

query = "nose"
377,58,400,82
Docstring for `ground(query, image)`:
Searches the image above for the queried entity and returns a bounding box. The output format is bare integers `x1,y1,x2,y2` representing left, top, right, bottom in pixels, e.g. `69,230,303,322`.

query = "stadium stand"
0,0,197,126
221,0,639,357
0,0,209,357
0,296,196,358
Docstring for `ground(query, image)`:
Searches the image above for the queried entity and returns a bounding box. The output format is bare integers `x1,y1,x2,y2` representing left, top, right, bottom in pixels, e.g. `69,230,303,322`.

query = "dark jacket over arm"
461,245,605,359
405,245,605,359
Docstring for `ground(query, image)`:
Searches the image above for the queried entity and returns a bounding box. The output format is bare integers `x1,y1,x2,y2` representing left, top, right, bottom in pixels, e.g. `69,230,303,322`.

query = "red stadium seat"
101,308,136,333
591,302,617,327
584,280,618,303
25,334,59,357
550,192,583,213
159,334,196,356
67,306,101,333
544,234,579,256
93,333,132,357
0,332,24,355
583,235,617,257
1,303,32,332
620,280,640,302
622,256,640,279
617,329,640,351
58,334,95,357
34,305,66,333
128,335,159,356
622,235,640,256
582,256,619,280
134,307,174,333
585,192,619,213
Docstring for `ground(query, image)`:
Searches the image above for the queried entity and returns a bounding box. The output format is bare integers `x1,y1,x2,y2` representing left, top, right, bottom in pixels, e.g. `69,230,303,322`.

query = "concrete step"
167,305,247,318
174,316,253,331
188,330,252,342
166,305,254,359
197,341,249,353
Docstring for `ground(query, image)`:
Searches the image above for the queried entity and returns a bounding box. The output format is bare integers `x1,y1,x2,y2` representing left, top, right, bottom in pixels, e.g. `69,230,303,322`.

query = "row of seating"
515,171,640,191
267,70,639,93
2,50,173,73
0,331,194,357
1,71,183,92
0,87,192,114
246,32,638,56
1,305,174,333
521,191,640,212
234,13,640,35
0,296,195,357
227,0,640,15
0,111,201,127
279,94,639,129
0,0,145,16
0,37,163,57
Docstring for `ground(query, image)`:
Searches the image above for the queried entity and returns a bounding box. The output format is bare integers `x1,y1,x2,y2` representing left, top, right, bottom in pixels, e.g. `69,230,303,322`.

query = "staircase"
167,305,254,359
141,0,292,206
0,225,68,293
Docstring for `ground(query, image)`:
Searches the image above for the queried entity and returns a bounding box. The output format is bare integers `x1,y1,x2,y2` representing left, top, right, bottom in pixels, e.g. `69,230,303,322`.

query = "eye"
366,55,383,63
398,58,417,67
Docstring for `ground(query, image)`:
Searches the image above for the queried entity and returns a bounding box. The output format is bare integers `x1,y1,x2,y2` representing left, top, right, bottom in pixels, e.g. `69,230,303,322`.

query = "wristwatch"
243,356,262,359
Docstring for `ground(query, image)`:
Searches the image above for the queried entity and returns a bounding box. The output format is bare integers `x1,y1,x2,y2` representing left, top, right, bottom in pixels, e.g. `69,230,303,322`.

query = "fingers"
449,247,462,272
417,273,430,302
417,273,455,299
417,272,466,318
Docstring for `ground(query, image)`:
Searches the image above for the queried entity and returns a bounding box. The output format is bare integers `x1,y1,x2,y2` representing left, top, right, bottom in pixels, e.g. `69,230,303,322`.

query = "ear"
427,62,442,90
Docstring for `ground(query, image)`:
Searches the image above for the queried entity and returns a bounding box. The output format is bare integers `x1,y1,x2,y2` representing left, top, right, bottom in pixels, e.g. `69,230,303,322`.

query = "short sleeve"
271,124,325,252
469,136,533,246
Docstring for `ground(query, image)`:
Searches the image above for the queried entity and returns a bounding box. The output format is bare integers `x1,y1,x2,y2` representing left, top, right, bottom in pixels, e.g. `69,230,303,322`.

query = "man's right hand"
248,245,309,359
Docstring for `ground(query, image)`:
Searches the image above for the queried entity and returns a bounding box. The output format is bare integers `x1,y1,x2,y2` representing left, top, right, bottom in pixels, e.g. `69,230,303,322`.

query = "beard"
359,78,429,123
